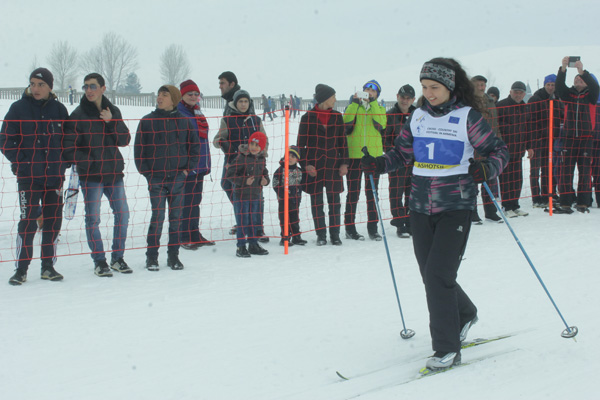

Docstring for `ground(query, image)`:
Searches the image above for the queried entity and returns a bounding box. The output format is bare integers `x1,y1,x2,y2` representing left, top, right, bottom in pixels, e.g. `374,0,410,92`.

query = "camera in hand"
568,56,580,68
356,91,369,100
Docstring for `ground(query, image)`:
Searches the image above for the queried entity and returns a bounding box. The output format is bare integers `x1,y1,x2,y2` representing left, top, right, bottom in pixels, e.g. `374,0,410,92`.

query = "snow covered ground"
0,99,598,399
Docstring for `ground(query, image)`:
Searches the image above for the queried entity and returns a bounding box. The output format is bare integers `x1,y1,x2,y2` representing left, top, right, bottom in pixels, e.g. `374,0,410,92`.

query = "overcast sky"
1,0,599,100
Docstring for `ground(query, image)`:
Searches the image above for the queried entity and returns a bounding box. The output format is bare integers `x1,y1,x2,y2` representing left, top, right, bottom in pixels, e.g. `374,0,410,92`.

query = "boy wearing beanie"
343,79,387,241
1,67,69,285
272,146,307,246
134,85,200,271
226,131,270,257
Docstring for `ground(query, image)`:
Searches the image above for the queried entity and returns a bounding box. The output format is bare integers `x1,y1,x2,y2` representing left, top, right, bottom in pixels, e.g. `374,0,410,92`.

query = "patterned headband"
420,62,456,91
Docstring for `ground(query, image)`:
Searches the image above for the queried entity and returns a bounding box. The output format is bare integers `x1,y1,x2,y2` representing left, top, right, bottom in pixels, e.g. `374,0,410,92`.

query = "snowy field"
0,99,598,399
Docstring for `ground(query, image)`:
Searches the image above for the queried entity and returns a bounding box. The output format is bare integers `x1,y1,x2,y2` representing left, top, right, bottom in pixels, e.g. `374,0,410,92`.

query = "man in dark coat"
63,73,132,277
219,71,241,117
496,81,534,217
384,84,416,237
555,56,600,212
527,74,563,208
297,84,349,246
0,68,69,285
135,85,200,271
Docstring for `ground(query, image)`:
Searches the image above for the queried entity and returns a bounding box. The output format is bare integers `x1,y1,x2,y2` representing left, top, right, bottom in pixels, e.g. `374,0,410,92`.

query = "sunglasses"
364,83,379,91
82,84,99,91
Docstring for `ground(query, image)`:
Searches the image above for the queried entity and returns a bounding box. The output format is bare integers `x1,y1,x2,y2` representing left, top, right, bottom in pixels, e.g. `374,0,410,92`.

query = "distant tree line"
37,32,192,94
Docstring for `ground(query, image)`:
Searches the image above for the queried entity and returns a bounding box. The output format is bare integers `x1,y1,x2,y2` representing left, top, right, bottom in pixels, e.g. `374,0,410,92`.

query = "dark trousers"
499,157,523,211
310,190,341,237
278,197,301,237
146,174,185,257
592,140,600,205
233,196,261,247
530,145,550,204
388,167,411,227
411,210,477,353
180,174,204,243
559,138,592,207
263,109,273,121
344,159,380,233
480,178,501,217
15,180,63,271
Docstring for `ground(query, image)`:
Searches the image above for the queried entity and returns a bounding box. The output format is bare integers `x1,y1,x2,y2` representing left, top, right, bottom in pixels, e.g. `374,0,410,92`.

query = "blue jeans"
233,195,261,247
81,179,129,262
146,174,185,257
180,173,204,243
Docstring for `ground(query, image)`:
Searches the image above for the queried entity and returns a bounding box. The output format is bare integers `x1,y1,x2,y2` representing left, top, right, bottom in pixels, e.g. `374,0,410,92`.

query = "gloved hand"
468,158,489,183
361,147,386,174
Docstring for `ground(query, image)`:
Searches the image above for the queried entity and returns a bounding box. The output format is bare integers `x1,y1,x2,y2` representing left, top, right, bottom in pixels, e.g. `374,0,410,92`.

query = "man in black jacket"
135,85,200,271
219,71,241,117
384,84,415,237
63,73,132,277
0,68,68,285
496,81,534,217
527,74,563,208
555,57,600,212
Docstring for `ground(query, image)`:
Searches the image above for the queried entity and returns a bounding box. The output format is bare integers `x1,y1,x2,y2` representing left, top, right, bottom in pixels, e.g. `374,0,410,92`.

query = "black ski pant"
388,166,411,227
15,180,64,272
559,137,592,207
411,210,477,353
278,197,301,237
499,157,524,211
529,144,550,204
479,178,501,217
310,190,341,237
344,159,379,234
592,139,600,206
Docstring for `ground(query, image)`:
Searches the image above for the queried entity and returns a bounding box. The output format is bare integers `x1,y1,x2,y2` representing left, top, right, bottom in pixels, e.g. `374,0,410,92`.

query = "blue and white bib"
410,106,474,177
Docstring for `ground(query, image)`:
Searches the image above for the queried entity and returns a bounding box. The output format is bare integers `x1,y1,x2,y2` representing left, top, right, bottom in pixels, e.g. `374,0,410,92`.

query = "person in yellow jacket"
343,79,387,240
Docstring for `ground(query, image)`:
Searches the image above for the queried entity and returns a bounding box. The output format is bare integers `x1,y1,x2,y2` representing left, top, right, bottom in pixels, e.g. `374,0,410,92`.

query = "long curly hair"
423,57,485,113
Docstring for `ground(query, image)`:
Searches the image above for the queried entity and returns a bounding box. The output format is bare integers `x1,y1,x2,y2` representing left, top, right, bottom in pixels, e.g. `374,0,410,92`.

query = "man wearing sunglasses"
63,73,132,277
343,79,387,241
1,68,69,285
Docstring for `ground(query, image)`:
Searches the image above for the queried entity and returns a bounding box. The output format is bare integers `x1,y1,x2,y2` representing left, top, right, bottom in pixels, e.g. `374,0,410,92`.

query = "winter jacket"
134,108,200,180
272,159,303,202
383,97,509,215
496,96,532,159
63,95,130,183
225,144,270,201
177,101,211,176
343,99,387,159
384,103,416,152
297,107,349,195
527,88,563,149
0,89,69,188
555,68,599,138
213,102,267,164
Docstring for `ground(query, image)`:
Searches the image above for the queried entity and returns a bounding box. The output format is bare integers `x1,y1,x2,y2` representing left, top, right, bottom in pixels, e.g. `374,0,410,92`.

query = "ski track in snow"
0,100,598,400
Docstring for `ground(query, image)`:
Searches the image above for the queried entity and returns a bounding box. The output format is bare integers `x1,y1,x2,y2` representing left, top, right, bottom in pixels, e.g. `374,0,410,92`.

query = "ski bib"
410,107,474,177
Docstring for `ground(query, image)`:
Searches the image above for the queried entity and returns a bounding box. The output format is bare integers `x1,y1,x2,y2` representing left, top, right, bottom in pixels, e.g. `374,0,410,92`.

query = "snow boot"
167,253,184,270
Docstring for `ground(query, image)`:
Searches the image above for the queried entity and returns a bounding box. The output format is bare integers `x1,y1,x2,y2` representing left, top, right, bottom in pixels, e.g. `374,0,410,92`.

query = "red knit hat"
249,131,267,151
180,79,200,96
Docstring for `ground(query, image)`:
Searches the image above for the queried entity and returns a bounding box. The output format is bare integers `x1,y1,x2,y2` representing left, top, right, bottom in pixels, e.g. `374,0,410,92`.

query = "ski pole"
482,181,578,339
362,147,415,339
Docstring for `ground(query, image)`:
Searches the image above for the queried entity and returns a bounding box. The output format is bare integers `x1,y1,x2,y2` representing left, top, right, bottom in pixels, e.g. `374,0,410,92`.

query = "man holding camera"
555,56,599,213
343,80,387,241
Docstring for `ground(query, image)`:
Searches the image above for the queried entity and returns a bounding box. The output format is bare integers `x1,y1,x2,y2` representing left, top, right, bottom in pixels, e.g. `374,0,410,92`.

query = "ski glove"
361,154,386,175
468,158,489,183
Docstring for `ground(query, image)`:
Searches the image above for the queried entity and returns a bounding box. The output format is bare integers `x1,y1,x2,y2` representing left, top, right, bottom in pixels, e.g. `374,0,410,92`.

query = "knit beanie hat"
30,68,54,89
314,84,336,104
180,79,200,96
289,145,301,160
487,86,500,99
544,74,557,86
233,90,251,107
363,79,382,97
511,81,527,92
158,85,182,105
420,62,455,91
471,75,487,83
249,131,267,151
